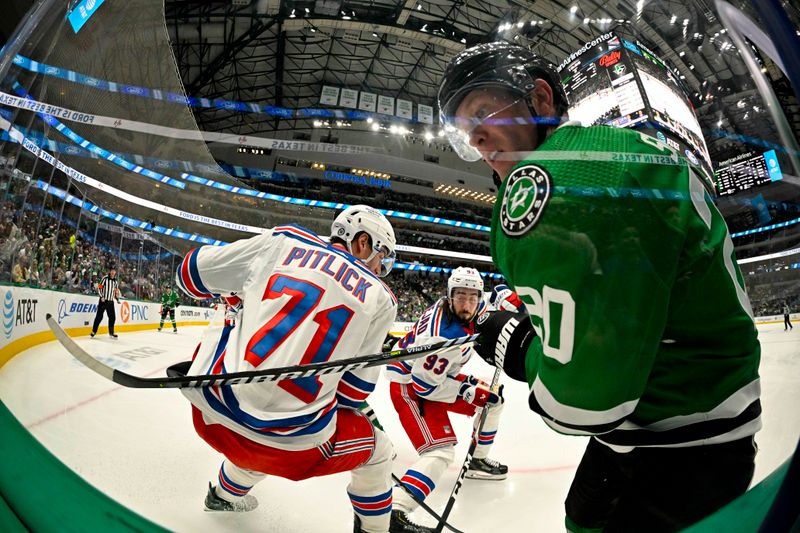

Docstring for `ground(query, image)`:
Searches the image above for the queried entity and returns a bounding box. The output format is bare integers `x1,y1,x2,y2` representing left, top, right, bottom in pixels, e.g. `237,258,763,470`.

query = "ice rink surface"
0,322,797,532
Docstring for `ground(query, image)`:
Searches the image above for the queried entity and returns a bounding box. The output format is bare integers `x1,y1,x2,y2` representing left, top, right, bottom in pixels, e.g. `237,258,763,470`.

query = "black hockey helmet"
437,41,568,161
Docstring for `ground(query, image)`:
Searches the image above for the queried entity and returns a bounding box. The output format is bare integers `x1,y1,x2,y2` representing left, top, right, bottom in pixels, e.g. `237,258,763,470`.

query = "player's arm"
175,230,274,300
336,296,398,407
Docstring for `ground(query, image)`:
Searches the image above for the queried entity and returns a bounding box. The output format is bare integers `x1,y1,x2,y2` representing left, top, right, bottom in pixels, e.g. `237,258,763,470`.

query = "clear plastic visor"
370,244,396,278
440,87,527,162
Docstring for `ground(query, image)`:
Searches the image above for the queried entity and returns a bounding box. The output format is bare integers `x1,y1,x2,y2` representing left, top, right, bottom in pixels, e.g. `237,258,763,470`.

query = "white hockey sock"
349,428,394,533
473,402,503,460
394,446,455,513
215,460,265,502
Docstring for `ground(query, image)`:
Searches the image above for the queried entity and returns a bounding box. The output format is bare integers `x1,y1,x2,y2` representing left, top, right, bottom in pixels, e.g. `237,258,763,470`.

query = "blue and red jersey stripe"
177,247,218,299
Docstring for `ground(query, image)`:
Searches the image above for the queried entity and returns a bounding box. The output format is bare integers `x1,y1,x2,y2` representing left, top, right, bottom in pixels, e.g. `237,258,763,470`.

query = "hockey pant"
160,307,176,329
390,382,504,512
193,406,394,533
91,299,116,334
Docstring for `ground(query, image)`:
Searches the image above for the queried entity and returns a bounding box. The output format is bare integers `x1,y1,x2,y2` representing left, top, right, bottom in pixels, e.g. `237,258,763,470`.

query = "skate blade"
464,471,507,481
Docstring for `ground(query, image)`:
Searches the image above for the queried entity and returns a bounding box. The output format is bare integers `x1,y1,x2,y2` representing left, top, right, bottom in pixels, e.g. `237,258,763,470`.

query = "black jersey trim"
528,394,626,434
596,399,762,447
529,394,762,445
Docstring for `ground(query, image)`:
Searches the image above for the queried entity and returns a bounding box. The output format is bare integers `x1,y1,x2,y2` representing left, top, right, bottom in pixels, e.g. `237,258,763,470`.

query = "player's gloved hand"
224,302,242,327
222,294,242,326
358,400,385,431
458,376,503,407
382,334,401,352
489,284,526,313
474,311,536,383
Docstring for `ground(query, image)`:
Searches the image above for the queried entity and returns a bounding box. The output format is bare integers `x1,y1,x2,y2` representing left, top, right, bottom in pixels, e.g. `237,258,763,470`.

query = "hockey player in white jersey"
386,267,522,526
175,205,425,533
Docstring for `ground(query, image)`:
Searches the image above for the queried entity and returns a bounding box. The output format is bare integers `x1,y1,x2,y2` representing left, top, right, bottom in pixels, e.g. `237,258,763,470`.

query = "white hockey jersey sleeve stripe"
412,374,437,397
387,361,413,377
336,371,376,407
176,247,218,299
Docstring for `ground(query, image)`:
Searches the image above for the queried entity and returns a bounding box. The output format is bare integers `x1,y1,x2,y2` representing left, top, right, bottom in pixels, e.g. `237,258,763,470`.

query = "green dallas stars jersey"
161,291,179,309
490,124,761,449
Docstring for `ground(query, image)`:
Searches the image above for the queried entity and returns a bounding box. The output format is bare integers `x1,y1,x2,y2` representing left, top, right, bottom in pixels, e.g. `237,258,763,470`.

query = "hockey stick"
45,314,478,389
392,473,465,533
434,365,504,533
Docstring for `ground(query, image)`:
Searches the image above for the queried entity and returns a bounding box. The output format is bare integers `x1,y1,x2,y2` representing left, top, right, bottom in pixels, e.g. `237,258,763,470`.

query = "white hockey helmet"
447,266,484,299
331,204,396,277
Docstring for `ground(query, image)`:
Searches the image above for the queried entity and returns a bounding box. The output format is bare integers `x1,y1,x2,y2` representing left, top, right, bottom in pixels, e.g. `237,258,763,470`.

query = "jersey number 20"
246,274,354,403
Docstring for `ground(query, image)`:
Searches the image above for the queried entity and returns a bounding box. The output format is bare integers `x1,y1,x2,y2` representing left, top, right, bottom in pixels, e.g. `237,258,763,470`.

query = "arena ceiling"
164,0,800,165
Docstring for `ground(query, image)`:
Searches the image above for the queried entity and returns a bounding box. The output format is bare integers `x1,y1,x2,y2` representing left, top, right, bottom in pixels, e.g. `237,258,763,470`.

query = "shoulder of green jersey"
499,164,552,237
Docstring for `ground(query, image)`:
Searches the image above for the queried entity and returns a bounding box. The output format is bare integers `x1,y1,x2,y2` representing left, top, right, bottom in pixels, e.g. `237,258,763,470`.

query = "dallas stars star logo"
500,164,552,237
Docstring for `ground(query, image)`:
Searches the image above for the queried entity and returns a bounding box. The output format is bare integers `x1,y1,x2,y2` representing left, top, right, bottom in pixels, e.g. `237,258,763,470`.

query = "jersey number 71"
245,273,354,403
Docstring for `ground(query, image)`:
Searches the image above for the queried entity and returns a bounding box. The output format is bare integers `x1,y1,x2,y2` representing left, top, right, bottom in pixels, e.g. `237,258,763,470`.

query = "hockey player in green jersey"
158,286,179,332
438,42,761,533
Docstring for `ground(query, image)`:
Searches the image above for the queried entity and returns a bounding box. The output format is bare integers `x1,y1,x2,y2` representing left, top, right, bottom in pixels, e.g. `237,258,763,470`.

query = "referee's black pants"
91,299,116,335
565,436,756,532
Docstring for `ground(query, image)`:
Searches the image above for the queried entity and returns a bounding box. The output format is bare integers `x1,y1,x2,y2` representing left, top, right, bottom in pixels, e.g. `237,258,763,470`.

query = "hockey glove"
358,400,385,431
223,295,243,327
489,284,526,313
474,311,536,383
458,376,503,408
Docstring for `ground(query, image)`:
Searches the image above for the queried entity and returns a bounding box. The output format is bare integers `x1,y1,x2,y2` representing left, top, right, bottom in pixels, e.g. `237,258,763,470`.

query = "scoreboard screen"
558,32,715,188
715,150,783,196
624,39,712,174
560,33,648,128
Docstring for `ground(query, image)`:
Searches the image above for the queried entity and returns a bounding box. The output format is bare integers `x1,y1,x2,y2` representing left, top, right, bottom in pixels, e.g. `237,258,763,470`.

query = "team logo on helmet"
500,164,551,237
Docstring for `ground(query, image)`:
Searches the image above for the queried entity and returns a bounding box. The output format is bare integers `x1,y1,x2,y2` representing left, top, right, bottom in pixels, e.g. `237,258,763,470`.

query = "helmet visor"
440,88,527,162
374,244,395,278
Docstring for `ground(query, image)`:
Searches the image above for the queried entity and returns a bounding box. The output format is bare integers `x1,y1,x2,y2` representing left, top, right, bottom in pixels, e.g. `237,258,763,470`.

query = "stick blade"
46,314,116,381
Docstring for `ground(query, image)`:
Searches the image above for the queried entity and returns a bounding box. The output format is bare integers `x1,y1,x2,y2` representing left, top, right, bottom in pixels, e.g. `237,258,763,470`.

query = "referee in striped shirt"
90,267,122,338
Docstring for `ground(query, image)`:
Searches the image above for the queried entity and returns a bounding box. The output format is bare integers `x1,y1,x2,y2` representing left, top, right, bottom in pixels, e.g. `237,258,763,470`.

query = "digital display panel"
560,33,648,128
715,150,783,196
624,39,712,174
559,33,716,188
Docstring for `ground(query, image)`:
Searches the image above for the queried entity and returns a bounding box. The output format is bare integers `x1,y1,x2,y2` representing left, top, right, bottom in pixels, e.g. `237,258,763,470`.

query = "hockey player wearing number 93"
174,205,428,533
386,267,525,528
438,42,762,532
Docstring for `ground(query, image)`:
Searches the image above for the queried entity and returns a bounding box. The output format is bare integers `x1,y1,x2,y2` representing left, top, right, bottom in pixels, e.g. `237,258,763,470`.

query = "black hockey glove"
474,311,536,383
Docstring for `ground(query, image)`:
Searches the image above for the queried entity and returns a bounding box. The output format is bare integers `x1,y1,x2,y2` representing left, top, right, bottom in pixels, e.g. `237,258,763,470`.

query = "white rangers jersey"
385,297,480,402
386,285,524,402
176,224,397,451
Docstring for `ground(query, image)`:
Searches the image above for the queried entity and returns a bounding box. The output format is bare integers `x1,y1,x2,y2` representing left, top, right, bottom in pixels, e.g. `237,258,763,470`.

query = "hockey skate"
204,482,258,512
465,457,508,480
157,327,162,331
109,333,118,339
389,510,435,533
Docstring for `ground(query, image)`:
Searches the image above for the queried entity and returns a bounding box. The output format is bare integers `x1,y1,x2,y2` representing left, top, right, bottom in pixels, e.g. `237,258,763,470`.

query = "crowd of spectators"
0,199,182,303
747,281,799,317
